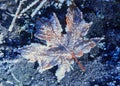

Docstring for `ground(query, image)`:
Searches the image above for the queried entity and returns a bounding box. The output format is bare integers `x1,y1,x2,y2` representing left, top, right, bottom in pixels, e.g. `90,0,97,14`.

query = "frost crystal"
19,7,102,82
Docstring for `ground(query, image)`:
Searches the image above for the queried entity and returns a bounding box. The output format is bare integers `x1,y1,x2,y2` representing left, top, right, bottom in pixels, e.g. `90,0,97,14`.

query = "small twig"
6,80,14,85
8,0,47,32
11,73,21,83
19,0,40,17
1,59,21,64
31,0,47,17
8,0,26,32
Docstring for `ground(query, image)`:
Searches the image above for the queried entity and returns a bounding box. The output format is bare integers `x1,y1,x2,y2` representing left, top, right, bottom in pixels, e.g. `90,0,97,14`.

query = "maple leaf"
19,7,102,82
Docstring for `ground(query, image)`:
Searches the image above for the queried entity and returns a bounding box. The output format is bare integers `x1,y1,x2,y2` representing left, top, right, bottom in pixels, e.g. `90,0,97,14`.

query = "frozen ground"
0,0,120,86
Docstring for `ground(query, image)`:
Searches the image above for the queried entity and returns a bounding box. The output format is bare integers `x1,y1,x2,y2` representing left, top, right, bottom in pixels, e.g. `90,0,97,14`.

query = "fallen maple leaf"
19,7,102,82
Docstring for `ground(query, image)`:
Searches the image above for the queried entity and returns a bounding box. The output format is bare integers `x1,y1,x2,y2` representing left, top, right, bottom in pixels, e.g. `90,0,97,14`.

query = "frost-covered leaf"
19,6,102,82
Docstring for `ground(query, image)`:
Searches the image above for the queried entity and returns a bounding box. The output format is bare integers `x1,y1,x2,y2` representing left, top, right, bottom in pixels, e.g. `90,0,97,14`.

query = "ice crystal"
19,7,102,82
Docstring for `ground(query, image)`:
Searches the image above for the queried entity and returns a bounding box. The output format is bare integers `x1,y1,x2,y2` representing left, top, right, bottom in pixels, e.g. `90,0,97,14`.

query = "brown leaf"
19,7,103,82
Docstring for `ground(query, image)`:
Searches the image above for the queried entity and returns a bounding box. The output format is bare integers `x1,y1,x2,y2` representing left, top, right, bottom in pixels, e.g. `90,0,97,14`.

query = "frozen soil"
0,56,120,86
0,0,120,86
